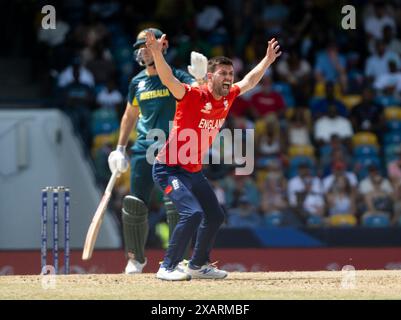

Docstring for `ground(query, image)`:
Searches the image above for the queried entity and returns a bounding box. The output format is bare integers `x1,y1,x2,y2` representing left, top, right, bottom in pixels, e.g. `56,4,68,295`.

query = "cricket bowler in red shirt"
145,31,281,281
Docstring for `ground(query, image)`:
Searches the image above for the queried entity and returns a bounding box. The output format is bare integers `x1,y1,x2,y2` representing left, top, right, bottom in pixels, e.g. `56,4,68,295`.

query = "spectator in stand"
89,0,121,21
359,164,394,221
326,175,358,226
382,24,401,57
195,3,223,34
86,42,117,85
364,1,396,41
345,52,365,94
387,146,401,224
365,40,401,83
260,0,289,36
350,87,384,137
62,65,95,149
287,107,312,146
374,60,401,91
221,174,260,209
320,136,353,177
73,12,110,50
314,104,353,147
375,81,401,107
322,160,358,194
250,73,285,118
58,57,95,88
311,81,348,119
81,39,113,66
387,146,401,186
228,195,262,228
255,113,285,168
259,161,302,226
260,162,287,210
277,49,312,85
276,48,312,96
96,78,124,111
288,162,324,223
314,41,347,90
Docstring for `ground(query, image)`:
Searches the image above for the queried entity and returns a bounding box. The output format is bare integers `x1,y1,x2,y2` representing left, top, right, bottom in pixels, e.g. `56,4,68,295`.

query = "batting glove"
188,51,208,80
108,145,129,175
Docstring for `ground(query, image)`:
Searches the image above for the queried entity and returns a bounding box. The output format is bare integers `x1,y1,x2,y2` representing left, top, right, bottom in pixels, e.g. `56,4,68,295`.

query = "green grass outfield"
1,270,400,300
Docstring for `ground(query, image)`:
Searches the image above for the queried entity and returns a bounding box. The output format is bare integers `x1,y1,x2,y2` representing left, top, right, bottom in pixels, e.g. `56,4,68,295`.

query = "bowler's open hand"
266,38,282,65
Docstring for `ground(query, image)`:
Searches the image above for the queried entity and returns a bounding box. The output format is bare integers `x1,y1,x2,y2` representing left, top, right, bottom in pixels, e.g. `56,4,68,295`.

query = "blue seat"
264,212,283,227
319,144,332,157
306,215,324,227
353,145,379,157
288,156,315,178
386,120,401,131
384,132,401,145
362,214,390,227
385,144,400,157
257,156,280,168
375,96,401,107
353,156,382,179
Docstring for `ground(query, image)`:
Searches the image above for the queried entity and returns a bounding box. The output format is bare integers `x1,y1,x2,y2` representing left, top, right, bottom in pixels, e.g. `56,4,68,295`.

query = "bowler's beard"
213,83,230,97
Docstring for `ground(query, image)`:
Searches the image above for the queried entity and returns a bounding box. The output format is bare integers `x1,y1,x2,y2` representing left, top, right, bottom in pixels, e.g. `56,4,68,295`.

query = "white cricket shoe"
156,266,191,281
178,259,189,270
186,262,228,279
125,258,147,274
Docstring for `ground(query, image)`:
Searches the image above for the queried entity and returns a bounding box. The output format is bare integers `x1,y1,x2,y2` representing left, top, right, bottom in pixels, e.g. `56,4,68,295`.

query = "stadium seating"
385,144,401,164
288,144,315,158
384,106,401,121
264,212,284,227
384,132,401,145
353,145,379,158
353,156,382,179
328,214,357,227
306,215,325,227
288,155,316,178
362,214,391,227
352,132,379,147
341,94,362,109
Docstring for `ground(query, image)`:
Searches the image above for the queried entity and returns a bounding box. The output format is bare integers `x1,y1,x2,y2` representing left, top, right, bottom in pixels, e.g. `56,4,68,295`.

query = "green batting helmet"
133,28,164,50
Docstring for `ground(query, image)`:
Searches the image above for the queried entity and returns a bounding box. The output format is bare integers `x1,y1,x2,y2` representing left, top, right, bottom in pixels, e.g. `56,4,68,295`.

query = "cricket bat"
82,170,119,260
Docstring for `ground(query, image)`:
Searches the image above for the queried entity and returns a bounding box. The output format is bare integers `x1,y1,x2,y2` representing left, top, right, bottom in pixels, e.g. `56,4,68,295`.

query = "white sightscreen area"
0,109,121,249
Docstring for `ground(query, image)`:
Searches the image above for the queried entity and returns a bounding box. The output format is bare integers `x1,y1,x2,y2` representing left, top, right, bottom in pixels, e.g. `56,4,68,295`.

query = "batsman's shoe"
125,258,147,274
156,266,191,281
186,262,228,279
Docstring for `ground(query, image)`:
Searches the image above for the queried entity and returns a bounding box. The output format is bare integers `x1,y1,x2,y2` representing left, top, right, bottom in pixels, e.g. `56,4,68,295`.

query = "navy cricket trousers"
152,161,225,270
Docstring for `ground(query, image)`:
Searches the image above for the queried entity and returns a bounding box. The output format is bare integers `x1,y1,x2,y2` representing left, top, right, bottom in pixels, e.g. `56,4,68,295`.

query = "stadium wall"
1,248,401,275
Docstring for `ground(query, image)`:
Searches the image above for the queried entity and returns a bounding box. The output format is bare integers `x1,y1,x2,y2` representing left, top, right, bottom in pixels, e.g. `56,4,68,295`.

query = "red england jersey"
157,84,241,172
